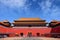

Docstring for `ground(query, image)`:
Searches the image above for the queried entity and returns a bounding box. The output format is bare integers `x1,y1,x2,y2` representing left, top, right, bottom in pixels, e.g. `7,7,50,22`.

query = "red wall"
0,26,52,37
0,25,60,37
51,26,60,33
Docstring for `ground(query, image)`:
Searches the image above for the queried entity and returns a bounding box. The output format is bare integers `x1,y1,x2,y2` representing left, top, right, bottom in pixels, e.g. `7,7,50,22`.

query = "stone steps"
0,37,60,40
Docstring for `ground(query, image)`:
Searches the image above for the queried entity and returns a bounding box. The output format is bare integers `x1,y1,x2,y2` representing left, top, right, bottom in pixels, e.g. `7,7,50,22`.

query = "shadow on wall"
50,24,60,38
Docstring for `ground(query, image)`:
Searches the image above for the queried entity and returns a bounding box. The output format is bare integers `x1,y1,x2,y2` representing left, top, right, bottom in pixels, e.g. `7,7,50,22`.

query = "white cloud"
39,0,60,20
39,0,52,13
0,0,26,8
50,6,60,19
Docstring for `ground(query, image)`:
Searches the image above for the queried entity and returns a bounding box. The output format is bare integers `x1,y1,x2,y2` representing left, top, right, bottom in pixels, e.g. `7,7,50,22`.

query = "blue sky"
0,0,60,22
